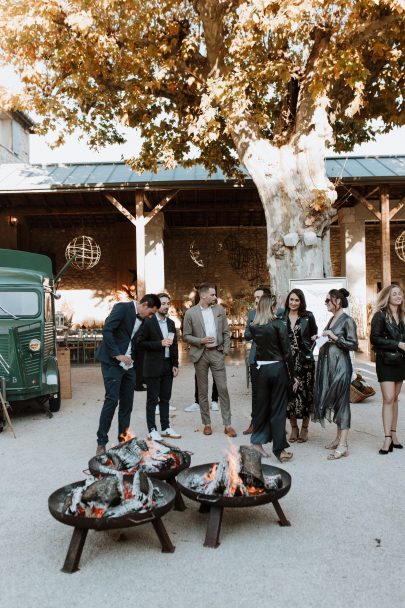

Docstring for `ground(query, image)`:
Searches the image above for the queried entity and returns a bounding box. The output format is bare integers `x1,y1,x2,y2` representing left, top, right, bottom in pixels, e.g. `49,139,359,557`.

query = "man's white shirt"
200,305,218,347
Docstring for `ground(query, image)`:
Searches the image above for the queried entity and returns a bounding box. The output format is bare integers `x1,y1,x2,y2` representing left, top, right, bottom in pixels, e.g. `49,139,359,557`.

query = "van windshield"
0,291,40,317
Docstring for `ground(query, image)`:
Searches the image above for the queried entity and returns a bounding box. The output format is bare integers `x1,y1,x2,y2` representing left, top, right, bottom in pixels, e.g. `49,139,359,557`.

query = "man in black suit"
95,293,161,455
137,293,180,440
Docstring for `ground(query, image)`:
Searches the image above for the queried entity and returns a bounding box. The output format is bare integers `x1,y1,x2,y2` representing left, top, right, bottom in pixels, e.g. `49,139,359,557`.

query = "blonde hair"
252,293,277,325
375,284,405,322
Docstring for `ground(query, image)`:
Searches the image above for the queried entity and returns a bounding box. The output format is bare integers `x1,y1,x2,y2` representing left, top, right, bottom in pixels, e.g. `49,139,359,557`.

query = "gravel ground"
1,352,404,608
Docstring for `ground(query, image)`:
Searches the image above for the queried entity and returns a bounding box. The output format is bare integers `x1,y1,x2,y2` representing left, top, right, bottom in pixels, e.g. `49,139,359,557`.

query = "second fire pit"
177,445,292,547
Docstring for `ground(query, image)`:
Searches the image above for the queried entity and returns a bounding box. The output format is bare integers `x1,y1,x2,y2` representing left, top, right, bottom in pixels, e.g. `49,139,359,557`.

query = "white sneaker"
161,427,181,439
156,404,176,413
149,429,162,441
184,402,200,412
211,401,219,411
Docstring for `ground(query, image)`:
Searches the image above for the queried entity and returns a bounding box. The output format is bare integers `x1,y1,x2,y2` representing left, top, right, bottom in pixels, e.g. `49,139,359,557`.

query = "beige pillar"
135,192,145,298
380,185,391,288
145,213,165,294
338,208,367,339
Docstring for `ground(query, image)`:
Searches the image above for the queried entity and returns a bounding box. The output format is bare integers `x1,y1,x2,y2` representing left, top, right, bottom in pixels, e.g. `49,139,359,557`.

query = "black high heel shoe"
379,435,393,455
391,429,403,449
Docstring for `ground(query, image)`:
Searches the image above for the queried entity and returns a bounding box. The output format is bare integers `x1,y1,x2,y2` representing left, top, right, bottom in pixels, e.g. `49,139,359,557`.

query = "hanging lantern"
65,235,101,270
395,231,405,262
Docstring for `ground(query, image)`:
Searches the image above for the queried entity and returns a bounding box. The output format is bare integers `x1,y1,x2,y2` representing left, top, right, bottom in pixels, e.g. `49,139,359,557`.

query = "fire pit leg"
272,500,291,527
151,518,176,553
203,505,224,548
61,527,88,573
168,478,187,511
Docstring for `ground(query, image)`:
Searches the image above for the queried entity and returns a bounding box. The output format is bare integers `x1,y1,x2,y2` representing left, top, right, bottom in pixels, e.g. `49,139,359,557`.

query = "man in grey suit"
183,283,237,437
243,286,271,435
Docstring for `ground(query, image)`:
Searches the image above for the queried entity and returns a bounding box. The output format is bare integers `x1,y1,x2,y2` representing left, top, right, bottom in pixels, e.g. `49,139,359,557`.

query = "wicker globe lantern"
65,235,101,270
395,231,405,262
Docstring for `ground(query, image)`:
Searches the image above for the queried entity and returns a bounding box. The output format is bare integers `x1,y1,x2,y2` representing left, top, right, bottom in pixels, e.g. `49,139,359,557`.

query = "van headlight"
29,339,41,352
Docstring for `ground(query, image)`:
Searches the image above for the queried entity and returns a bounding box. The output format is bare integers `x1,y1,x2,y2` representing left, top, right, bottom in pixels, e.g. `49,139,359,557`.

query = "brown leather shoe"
243,423,253,435
96,444,106,457
203,425,213,435
224,426,237,438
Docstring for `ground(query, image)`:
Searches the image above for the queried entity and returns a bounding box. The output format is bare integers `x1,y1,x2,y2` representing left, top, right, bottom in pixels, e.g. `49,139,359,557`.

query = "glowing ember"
118,427,135,443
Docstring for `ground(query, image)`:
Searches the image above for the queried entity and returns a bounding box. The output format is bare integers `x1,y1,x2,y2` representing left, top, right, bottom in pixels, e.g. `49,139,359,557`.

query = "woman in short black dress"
280,289,318,443
370,285,405,454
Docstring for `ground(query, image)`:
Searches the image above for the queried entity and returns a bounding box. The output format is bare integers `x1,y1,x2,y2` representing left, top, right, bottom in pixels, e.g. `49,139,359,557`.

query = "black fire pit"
49,478,176,573
177,463,291,548
88,449,191,512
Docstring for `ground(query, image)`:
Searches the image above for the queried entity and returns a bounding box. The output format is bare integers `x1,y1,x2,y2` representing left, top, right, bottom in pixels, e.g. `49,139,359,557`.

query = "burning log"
82,477,120,506
187,445,282,497
239,446,265,487
94,437,187,476
64,471,157,518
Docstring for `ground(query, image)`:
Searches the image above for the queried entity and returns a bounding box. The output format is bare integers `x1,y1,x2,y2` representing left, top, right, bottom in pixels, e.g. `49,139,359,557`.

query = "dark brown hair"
328,288,350,309
285,289,307,316
198,283,216,294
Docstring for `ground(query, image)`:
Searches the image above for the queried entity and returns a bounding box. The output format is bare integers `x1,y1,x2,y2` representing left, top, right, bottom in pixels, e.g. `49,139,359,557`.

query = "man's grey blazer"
183,304,231,363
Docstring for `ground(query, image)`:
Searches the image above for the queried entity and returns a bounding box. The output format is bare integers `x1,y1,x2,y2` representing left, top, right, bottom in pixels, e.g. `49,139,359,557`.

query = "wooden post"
380,185,391,288
135,191,145,298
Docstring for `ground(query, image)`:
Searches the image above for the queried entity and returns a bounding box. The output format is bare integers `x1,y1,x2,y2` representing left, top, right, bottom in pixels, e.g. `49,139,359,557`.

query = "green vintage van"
0,249,70,423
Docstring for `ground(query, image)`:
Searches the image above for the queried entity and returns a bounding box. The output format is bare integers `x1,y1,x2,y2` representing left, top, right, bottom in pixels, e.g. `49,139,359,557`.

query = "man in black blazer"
137,293,180,440
95,293,161,455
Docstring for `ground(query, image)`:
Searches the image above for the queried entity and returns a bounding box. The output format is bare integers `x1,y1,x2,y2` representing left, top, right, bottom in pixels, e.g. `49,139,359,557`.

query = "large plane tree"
1,0,403,295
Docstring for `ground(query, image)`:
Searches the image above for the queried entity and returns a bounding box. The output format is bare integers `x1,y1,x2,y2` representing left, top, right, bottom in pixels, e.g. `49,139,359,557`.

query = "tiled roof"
0,156,404,192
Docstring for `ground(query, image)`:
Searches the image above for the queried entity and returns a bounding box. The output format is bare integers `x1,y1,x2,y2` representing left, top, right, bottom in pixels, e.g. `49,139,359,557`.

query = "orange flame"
122,480,133,500
118,428,135,443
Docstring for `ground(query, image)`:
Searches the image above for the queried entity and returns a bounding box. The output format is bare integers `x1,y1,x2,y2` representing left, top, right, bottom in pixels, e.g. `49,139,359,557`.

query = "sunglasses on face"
325,298,331,304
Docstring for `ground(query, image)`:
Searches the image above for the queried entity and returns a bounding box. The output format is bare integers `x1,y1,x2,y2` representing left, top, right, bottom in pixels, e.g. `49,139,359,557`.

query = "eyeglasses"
325,298,331,304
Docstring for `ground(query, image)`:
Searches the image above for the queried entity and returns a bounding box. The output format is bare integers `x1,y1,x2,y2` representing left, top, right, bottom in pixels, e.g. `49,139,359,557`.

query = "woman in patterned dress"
280,289,318,443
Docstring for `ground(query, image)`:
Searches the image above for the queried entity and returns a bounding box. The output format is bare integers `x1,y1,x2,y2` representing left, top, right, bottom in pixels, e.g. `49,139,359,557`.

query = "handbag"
382,351,404,365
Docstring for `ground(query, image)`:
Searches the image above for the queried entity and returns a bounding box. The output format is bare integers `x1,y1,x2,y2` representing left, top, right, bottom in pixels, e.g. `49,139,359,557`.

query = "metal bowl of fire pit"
49,478,176,572
177,463,291,508
177,462,292,548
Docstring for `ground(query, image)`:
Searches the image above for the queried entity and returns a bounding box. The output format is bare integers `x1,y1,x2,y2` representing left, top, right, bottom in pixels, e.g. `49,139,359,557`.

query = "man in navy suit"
137,293,180,440
95,293,161,455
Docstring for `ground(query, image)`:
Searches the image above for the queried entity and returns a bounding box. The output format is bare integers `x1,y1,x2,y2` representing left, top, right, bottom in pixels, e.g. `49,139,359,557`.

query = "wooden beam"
143,192,153,210
145,190,178,224
389,195,405,220
11,207,118,216
104,193,136,225
380,185,391,288
349,188,381,220
135,191,145,298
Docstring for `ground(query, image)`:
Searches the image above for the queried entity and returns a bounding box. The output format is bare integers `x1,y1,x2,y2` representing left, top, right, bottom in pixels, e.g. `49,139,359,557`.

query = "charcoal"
106,438,143,470
264,474,282,491
138,471,150,495
239,445,264,485
82,477,121,506
135,439,148,451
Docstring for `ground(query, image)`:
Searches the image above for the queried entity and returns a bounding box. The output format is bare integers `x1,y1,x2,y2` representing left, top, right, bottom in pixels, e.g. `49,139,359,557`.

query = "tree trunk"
231,109,336,300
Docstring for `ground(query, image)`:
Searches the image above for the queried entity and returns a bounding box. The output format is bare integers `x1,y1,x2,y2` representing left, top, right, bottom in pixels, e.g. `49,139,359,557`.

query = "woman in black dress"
250,294,297,462
312,288,358,460
280,289,318,443
370,285,405,454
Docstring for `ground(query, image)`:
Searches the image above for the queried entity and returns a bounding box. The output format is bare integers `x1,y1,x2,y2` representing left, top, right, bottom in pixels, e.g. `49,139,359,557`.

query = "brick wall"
164,227,268,301
24,222,136,293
